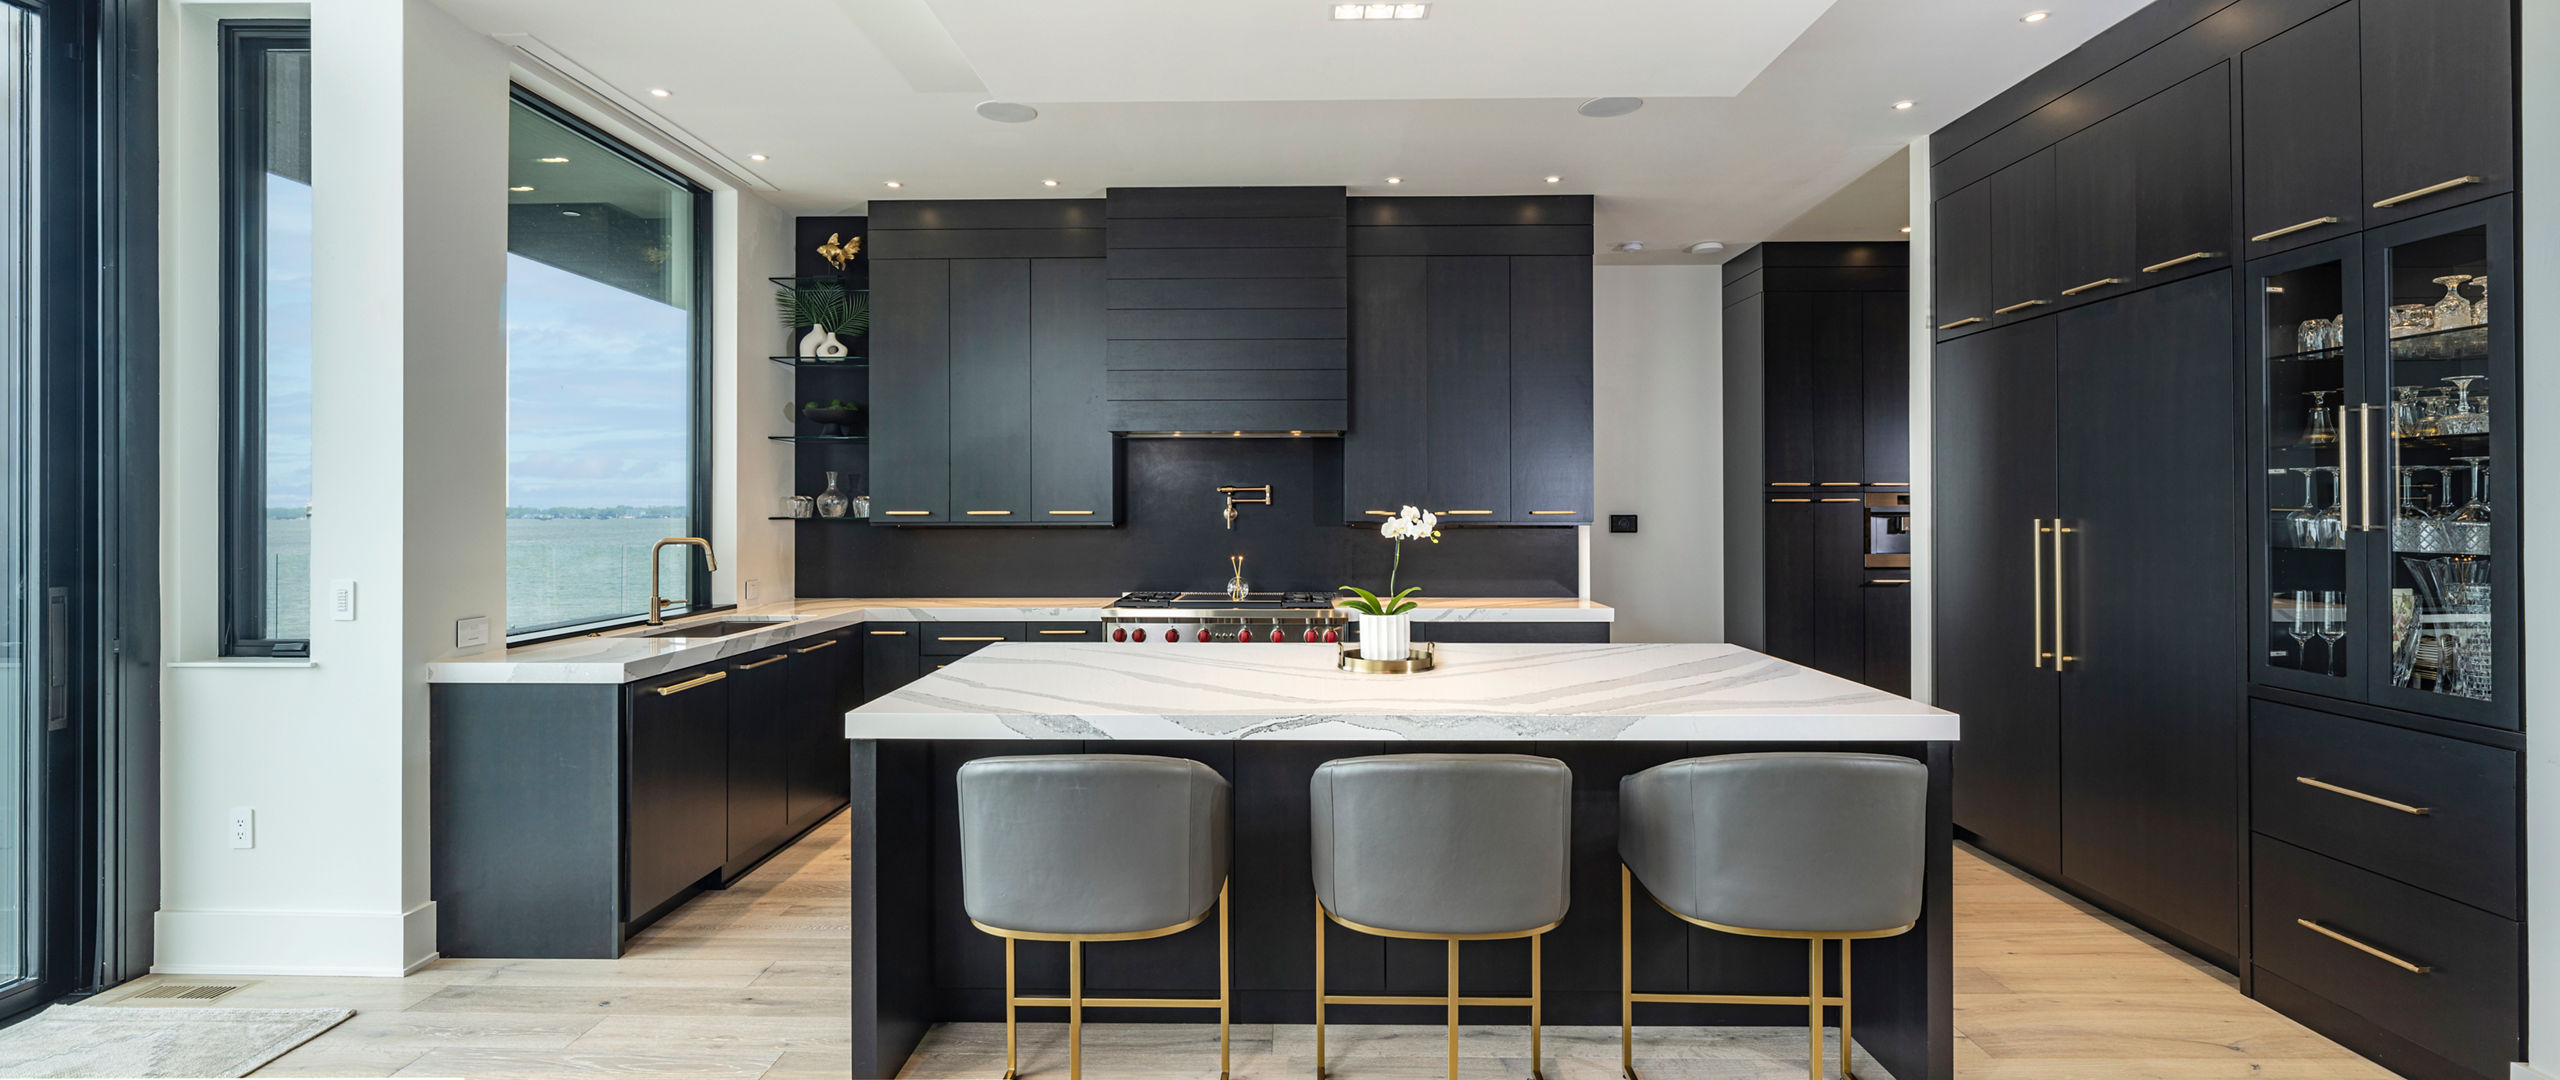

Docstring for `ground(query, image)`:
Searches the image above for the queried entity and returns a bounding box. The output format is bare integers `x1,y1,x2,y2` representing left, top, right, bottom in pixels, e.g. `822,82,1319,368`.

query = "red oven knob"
1233,630,1249,642
1269,627,1284,642
1303,628,1318,642
1323,629,1339,643
1197,628,1212,642
1166,629,1180,644
1112,627,1127,642
1131,628,1146,643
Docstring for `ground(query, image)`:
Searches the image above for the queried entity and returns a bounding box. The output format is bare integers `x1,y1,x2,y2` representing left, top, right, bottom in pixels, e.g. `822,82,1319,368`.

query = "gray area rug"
0,1004,353,1078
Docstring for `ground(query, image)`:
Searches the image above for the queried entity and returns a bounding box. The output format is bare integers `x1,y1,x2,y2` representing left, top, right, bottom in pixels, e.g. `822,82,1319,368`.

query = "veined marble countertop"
424,596,1614,685
846,642,1956,742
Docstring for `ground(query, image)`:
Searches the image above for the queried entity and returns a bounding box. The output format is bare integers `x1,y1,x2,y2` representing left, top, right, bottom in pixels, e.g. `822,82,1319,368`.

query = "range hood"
1105,187,1348,436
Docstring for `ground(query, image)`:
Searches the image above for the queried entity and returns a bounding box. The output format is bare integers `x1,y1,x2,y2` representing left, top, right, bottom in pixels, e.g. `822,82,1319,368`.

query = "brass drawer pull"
1869,482,1910,487
1818,482,1861,487
1871,578,1911,585
2294,776,2429,816
2373,176,2481,209
1037,628,1089,636
1528,510,1577,515
1819,497,1860,503
1936,316,1984,330
1047,510,1095,516
794,639,840,654
2142,251,2217,273
1441,509,1493,515
2060,276,2124,296
655,671,727,697
2251,216,2341,243
2053,523,2073,668
2031,519,2050,670
1770,482,1813,487
883,510,932,517
1364,509,1394,516
1770,498,1813,503
1993,299,2050,315
735,655,788,671
965,510,1013,516
868,629,910,636
937,635,1003,642
2296,919,2431,974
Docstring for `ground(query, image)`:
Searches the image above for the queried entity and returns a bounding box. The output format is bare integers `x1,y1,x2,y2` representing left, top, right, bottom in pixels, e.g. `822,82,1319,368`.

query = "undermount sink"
629,617,802,640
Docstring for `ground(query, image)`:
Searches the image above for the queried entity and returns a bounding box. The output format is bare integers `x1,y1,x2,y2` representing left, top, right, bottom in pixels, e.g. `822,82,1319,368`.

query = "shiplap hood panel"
1104,187,1349,434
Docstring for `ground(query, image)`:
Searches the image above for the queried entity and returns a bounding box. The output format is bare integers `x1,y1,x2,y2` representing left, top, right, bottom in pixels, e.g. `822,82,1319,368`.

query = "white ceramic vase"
798,323,828,359
1357,612,1412,661
816,330,849,359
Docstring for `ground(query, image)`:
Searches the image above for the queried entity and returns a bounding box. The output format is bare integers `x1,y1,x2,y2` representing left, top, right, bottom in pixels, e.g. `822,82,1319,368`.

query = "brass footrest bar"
989,882,1230,1080
1015,996,1223,1009
1630,992,1848,1007
1323,994,1536,1007
1317,899,1547,1080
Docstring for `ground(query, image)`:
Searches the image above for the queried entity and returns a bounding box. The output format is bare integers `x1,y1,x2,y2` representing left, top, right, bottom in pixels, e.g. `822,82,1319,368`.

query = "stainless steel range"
1100,591,1348,644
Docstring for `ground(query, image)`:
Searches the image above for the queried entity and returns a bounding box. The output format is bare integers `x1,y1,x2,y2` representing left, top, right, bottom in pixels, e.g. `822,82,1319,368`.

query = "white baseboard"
2512,1063,2559,1080
153,901,438,978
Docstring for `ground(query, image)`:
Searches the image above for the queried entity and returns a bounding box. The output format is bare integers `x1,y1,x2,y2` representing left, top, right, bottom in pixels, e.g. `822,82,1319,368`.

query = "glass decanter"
815,471,850,518
2392,468,2433,553
2431,275,2476,331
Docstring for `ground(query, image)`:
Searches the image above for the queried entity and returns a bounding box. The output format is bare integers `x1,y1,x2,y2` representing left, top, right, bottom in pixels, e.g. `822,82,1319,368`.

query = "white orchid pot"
1358,612,1413,661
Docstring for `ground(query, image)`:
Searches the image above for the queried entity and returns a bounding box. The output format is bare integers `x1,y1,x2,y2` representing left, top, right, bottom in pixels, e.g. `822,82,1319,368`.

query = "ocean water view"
261,513,695,638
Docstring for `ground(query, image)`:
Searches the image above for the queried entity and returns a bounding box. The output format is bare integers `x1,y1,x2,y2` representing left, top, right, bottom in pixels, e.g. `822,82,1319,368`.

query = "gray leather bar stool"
1617,752,1926,1080
957,754,1233,1080
1311,753,1572,1080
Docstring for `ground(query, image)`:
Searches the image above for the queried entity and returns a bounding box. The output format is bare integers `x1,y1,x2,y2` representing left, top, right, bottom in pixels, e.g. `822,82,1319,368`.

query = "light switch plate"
455,616,490,649
1609,514,1638,534
329,579,357,621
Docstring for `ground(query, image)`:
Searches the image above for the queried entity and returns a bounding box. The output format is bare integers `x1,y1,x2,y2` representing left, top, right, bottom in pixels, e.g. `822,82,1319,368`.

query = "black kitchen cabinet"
1762,498,1816,664
947,260,1032,522
2130,64,2233,283
1507,255,1594,522
723,646,797,880
2241,3,2363,255
1029,259,1114,522
1862,291,1910,485
2361,0,2512,228
2055,273,2243,963
1988,147,2057,325
1344,256,1426,522
862,623,921,701
625,665,728,923
1758,496,1871,684
1932,179,1992,338
1760,292,1819,486
1931,319,2061,879
2052,108,2137,308
1425,256,1512,521
788,631,856,832
870,260,951,522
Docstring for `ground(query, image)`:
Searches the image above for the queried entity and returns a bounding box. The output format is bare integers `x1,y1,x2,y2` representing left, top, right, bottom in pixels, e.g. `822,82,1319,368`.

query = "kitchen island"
846,641,1957,1079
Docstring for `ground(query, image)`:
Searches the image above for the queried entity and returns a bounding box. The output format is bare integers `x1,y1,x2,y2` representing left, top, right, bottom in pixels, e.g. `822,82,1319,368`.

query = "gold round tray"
1338,642,1436,674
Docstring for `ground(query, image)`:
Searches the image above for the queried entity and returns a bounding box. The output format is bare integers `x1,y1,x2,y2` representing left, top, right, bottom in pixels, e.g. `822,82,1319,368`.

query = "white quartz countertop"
424,597,1614,685
845,642,1956,742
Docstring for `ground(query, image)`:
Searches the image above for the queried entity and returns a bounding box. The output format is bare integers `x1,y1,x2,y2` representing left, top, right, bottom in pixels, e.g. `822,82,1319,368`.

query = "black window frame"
214,19,308,658
503,87,715,641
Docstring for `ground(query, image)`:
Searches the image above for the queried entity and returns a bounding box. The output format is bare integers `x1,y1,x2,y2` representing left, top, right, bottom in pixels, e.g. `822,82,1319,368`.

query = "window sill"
165,658,317,670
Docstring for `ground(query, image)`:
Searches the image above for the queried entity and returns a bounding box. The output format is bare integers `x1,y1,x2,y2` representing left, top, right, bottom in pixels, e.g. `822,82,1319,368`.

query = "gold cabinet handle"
2336,404,2354,530
2294,776,2430,816
883,510,932,517
655,671,727,697
937,635,1003,642
1441,509,1493,515
735,654,789,671
964,510,1013,516
2060,276,2124,296
2373,175,2481,209
1364,509,1394,516
1870,578,1912,585
1818,482,1862,487
2251,216,2341,243
1937,316,1984,330
1770,482,1813,487
1993,299,2050,315
1046,510,1095,516
1528,510,1577,515
868,629,910,636
1037,628,1089,636
1869,482,1910,487
794,639,840,654
2359,405,2385,531
1818,497,1860,503
2032,519,2049,669
2296,919,2431,974
2141,251,2217,273
2053,523,2073,667
1771,497,1813,503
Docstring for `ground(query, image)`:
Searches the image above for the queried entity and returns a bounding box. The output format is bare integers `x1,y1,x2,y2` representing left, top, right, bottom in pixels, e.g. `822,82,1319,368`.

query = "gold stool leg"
1529,931,1545,1080
1806,938,1824,1080
1314,902,1327,1080
1840,939,1854,1079
1219,883,1232,1080
1003,938,1019,1080
1446,939,1461,1080
1069,939,1084,1080
1620,865,1637,1080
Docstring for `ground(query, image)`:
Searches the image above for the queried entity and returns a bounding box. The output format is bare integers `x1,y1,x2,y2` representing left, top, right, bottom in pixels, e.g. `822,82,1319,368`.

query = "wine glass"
2415,392,2453,437
2312,465,2346,549
2389,303,2436,339
2302,389,2338,447
2432,275,2477,331
2287,590,2317,672
2451,456,2491,555
2390,385,2430,439
2317,590,2347,677
2287,467,2322,549
2438,375,2488,435
2392,467,2434,553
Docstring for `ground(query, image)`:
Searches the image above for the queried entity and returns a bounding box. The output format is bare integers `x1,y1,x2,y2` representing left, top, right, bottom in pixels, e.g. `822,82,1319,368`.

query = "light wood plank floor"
90,818,2396,1079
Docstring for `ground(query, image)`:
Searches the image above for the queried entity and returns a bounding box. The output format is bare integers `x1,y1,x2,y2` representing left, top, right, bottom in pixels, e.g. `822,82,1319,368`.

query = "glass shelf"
2269,345,2345,364
768,275,866,291
2386,323,2488,362
768,435,868,443
770,356,868,369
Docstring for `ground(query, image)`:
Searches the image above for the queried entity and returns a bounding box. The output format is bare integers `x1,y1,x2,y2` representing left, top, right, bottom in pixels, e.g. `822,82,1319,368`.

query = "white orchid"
1341,504,1442,615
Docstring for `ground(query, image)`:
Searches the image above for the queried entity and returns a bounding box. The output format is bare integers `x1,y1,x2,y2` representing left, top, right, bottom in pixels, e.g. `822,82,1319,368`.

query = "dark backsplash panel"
794,437,1578,597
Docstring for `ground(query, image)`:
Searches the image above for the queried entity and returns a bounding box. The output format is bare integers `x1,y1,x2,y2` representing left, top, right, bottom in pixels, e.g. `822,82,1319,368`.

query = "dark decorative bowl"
802,406,860,438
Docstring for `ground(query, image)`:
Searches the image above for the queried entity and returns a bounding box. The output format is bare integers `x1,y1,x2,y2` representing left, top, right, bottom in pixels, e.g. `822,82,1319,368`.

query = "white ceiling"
432,0,2149,264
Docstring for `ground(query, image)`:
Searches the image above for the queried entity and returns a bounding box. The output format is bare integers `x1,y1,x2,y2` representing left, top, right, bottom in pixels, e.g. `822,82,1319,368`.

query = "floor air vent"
116,982,249,1003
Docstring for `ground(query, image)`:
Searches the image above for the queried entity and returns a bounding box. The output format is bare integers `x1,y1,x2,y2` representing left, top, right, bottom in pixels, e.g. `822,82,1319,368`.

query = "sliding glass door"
0,0,38,1009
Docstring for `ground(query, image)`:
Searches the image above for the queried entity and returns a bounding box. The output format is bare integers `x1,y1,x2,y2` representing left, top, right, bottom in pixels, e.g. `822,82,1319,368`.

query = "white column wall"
1905,136,1933,704
718,191,798,606
1590,264,1724,643
2514,1,2555,1076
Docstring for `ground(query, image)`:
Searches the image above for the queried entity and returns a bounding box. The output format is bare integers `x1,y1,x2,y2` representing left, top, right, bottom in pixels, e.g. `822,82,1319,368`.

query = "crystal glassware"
2432,275,2477,331
2450,456,2491,555
2301,388,2338,447
2287,590,2317,672
2287,467,2322,549
2437,375,2488,435
2311,465,2345,549
2393,467,2436,553
2323,314,2346,350
2390,385,2430,439
2296,318,2324,354
2388,303,2436,339
815,471,849,518
2470,275,2490,326
2317,589,2347,677
2415,392,2453,437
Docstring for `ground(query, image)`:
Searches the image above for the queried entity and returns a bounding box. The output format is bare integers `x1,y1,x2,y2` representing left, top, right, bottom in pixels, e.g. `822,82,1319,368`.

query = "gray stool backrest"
957,754,1230,936
1310,753,1572,936
1619,752,1926,934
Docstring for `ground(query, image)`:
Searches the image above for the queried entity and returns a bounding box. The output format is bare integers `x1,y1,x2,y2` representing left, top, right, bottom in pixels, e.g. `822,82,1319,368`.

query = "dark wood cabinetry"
1423,256,1512,520
1932,180,1991,338
1029,260,1116,521
625,666,730,923
2053,109,2137,307
869,260,951,522
2130,64,2232,283
2241,4,2363,254
722,647,797,880
862,623,921,700
947,260,1033,521
2361,0,2512,227
1506,255,1595,520
1988,148,2056,324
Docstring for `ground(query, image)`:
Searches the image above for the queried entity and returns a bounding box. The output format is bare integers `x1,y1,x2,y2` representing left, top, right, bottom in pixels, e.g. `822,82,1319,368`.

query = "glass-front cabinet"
2248,198,2515,729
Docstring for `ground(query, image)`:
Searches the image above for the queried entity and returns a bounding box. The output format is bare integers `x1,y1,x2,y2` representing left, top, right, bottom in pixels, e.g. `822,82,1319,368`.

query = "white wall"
1590,264,1724,643
717,191,799,606
2515,2,2555,1076
1905,136,1934,703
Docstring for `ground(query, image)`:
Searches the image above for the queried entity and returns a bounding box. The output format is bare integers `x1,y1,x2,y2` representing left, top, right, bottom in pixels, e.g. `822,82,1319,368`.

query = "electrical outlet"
329,579,358,621
742,579,761,603
228,807,255,850
1609,514,1639,534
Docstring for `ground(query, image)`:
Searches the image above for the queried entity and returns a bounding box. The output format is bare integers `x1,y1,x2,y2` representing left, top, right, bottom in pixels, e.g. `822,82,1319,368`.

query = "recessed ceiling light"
748,154,767,162
1336,2,1427,19
2020,10,2050,22
1393,3,1427,16
1892,100,1916,110
648,88,671,98
1578,97,1645,118
509,185,533,192
1900,225,1912,234
538,156,569,163
1333,3,1362,16
883,180,902,189
1686,241,1725,255
1043,178,1059,187
976,100,1039,123
1365,3,1393,16
1614,241,1646,253
1385,176,1402,184
561,211,581,217
1545,175,1562,184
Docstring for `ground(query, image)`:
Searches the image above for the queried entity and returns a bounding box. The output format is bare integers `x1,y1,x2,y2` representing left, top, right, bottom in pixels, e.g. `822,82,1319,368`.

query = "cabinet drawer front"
2250,700,2517,917
920,622,1025,655
2251,838,2518,1077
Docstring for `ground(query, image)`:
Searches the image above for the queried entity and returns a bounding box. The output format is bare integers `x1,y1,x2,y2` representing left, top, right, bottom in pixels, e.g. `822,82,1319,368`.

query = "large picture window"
217,22,311,657
504,91,709,636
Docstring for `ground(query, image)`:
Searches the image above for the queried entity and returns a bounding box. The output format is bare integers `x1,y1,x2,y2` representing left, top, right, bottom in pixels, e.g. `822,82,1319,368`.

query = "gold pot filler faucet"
1218,485,1271,530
